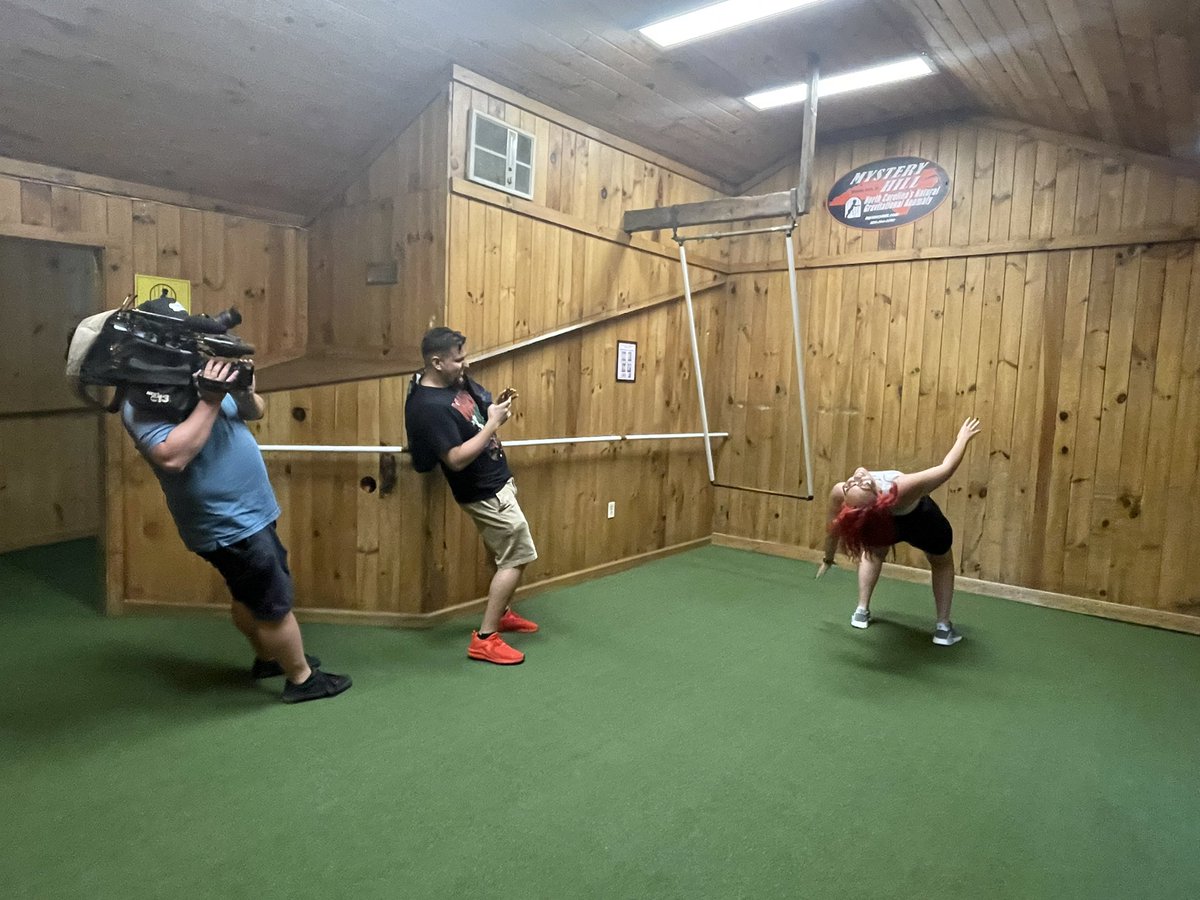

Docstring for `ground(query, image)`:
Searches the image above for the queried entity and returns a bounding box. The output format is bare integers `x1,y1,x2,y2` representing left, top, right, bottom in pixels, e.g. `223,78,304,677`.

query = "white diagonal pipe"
678,241,716,482
785,231,814,498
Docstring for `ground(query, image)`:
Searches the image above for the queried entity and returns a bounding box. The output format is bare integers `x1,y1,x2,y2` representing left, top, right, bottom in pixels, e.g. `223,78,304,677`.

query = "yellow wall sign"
134,274,192,312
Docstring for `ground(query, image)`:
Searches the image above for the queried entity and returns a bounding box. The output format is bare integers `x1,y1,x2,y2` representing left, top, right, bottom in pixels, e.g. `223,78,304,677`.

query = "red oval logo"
827,156,950,230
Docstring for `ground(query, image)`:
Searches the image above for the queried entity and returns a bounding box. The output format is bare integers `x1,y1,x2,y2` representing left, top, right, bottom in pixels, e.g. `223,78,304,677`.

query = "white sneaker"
851,609,871,629
932,623,962,646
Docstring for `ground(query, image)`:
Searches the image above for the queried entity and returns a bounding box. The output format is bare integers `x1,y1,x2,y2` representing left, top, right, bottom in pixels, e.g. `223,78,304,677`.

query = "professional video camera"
66,291,256,420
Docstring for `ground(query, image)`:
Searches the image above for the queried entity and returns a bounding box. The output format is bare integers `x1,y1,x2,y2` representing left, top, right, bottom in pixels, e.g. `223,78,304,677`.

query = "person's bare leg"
857,551,885,611
231,600,269,658
928,549,955,623
253,612,311,683
479,565,525,633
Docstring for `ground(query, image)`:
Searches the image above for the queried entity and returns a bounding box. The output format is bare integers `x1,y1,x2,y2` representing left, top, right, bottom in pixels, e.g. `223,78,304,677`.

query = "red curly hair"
831,484,900,558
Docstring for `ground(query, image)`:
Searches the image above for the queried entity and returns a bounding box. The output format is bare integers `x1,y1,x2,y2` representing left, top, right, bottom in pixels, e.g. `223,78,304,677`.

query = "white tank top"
869,469,920,516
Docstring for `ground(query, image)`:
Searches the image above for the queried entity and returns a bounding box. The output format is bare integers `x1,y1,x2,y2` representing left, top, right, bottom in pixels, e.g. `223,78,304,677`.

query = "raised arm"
233,389,266,420
231,363,265,421
894,417,982,504
440,398,512,472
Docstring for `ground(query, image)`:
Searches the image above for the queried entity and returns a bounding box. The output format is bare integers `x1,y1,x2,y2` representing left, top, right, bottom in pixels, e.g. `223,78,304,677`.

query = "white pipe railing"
256,432,730,454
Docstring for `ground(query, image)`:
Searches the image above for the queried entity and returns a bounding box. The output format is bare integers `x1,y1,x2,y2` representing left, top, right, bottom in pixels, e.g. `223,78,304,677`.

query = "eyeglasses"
842,473,877,496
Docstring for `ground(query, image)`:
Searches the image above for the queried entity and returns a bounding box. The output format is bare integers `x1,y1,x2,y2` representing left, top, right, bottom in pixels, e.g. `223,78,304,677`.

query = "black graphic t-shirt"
404,374,513,503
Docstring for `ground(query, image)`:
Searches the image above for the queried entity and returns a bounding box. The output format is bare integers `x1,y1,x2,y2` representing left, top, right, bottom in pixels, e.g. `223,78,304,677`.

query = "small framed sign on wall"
616,340,637,383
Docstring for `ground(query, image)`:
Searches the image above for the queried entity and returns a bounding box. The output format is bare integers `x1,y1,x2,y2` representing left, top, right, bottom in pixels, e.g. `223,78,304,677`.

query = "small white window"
468,110,535,200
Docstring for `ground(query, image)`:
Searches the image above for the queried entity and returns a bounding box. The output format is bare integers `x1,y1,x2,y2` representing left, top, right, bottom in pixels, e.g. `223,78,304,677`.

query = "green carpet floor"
2,540,1198,899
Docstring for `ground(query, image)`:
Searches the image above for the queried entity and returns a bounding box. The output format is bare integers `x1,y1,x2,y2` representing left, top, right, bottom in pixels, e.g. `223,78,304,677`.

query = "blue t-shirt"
122,394,280,552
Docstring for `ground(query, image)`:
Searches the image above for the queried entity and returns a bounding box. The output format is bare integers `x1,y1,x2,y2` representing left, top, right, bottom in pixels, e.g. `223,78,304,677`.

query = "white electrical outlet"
607,501,616,519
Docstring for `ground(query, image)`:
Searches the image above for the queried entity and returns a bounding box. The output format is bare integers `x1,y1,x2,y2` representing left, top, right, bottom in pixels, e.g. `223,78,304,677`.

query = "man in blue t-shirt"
123,355,351,703
405,327,539,665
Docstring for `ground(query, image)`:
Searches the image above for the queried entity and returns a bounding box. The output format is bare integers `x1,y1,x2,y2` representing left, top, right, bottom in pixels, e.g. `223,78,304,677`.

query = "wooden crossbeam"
622,189,800,235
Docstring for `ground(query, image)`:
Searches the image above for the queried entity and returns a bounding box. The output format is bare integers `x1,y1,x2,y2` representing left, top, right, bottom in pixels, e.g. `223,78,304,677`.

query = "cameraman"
122,355,352,704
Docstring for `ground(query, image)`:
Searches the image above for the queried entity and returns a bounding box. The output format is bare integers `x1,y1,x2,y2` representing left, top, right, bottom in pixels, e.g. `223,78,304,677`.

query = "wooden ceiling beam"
1042,0,1122,143
972,116,1200,179
1154,31,1200,159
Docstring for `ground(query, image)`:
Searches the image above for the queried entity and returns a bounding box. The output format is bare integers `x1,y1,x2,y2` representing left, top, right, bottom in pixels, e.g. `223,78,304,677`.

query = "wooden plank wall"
0,239,103,551
0,165,304,561
213,72,731,620
218,92,457,615
434,75,728,611
712,122,1200,617
111,200,307,610
303,93,448,376
90,77,1200,624
0,166,304,602
107,208,307,611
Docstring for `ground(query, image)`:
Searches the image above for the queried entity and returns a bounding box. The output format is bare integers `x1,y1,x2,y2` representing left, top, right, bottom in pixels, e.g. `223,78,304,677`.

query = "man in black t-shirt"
405,327,539,665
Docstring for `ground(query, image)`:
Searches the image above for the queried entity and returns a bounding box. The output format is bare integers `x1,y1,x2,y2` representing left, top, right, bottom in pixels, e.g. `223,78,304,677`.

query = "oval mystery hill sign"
826,156,951,229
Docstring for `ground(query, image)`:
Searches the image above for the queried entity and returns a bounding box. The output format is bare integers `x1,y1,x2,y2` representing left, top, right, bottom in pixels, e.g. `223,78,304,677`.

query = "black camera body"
67,297,256,420
132,302,256,387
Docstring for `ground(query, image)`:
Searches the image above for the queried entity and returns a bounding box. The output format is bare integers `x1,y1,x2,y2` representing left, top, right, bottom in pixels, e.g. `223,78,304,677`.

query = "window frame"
467,109,536,200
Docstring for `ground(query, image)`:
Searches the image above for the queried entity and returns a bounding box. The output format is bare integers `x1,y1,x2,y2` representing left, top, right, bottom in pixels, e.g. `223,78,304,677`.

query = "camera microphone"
181,312,234,334
138,296,242,335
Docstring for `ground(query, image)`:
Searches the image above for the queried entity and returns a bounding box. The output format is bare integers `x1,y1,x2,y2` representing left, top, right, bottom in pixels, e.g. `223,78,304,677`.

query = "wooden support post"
797,54,819,215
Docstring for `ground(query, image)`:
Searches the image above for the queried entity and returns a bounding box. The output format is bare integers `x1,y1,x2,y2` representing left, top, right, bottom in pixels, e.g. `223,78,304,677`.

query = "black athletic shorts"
197,522,295,621
892,496,954,556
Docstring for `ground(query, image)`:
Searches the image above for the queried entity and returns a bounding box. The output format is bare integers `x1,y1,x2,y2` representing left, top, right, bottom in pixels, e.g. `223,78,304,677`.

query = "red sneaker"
468,631,525,665
498,609,539,633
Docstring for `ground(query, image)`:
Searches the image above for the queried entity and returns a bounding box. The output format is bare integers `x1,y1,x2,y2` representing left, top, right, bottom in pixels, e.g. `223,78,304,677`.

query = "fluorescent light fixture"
639,0,827,49
745,56,935,110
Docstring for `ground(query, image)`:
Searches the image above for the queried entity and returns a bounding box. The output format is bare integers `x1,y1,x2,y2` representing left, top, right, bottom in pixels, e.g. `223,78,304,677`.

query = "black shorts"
892,496,954,556
197,522,295,621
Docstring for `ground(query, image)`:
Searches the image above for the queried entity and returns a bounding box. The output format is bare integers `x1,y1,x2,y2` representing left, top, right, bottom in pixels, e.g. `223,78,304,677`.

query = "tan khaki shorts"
461,478,538,569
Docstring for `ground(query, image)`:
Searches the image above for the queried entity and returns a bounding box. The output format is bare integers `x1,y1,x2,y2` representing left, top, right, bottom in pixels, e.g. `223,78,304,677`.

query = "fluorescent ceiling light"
745,57,935,110
639,0,827,49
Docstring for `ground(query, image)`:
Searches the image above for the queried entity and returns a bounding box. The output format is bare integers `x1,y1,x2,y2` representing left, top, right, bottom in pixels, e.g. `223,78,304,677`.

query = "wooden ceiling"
0,0,1196,218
